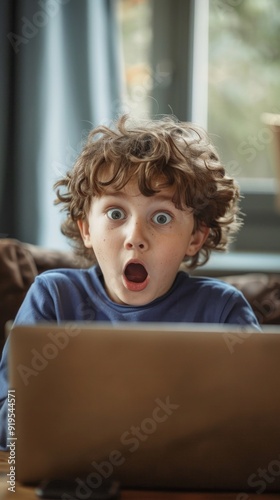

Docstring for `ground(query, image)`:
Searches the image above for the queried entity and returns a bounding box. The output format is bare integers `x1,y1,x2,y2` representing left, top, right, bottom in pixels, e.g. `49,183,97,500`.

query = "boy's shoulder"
177,271,240,296
34,265,97,288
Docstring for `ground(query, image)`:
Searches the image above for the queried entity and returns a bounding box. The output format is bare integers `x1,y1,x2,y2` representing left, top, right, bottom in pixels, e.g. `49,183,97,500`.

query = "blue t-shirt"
0,266,260,449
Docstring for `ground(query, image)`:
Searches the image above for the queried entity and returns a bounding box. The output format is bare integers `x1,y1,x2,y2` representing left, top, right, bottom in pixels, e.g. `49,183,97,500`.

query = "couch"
1,238,280,353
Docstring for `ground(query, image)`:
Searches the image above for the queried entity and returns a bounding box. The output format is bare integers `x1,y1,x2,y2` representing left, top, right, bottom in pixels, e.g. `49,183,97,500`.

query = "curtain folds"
0,0,122,248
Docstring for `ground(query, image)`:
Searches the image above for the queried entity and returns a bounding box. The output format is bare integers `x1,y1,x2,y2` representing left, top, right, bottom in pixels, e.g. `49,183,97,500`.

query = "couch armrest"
0,239,38,352
0,239,88,352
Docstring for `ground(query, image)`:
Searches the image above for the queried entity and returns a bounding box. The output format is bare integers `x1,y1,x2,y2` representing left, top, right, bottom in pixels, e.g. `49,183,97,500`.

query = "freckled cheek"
160,244,186,268
94,236,116,260
92,240,106,258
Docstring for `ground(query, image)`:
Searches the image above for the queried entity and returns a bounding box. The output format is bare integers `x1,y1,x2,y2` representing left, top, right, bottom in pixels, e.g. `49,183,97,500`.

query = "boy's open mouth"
124,263,148,283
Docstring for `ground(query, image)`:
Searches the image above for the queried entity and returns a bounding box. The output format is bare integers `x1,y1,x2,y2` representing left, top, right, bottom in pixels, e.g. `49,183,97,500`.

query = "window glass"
119,0,280,182
117,0,153,118
208,0,280,180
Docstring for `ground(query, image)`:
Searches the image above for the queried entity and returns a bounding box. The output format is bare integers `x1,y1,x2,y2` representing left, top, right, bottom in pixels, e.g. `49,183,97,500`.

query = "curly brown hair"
54,114,241,269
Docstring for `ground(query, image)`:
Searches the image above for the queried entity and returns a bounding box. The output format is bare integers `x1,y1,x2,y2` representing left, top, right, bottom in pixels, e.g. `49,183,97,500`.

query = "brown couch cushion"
221,273,280,325
22,241,88,274
0,239,38,352
0,239,88,352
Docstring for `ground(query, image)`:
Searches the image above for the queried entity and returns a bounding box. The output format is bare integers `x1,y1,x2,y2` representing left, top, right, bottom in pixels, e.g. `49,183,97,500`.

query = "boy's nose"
124,219,149,251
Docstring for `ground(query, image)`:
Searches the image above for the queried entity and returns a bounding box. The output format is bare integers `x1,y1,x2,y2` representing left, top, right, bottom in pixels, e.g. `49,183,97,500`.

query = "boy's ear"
185,225,210,257
77,219,92,248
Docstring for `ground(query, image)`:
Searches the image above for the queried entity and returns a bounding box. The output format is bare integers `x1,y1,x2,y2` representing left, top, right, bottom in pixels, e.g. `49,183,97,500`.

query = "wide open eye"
107,208,126,220
152,212,172,225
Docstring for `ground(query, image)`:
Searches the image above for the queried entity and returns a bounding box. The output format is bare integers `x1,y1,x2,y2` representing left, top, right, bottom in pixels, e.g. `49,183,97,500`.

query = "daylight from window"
117,0,153,119
119,0,280,181
208,0,280,180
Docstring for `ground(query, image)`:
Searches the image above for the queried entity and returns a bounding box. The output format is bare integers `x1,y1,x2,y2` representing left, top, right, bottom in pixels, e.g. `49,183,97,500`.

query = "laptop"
7,322,280,492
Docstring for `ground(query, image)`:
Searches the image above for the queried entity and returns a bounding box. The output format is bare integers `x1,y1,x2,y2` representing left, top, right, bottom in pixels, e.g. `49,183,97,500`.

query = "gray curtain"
0,0,122,248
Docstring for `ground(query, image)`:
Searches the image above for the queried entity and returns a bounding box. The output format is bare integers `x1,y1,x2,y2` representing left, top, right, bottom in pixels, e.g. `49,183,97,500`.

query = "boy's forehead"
101,178,176,199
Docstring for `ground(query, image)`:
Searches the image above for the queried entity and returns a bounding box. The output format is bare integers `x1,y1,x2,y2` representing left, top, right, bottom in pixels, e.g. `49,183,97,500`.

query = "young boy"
0,114,260,449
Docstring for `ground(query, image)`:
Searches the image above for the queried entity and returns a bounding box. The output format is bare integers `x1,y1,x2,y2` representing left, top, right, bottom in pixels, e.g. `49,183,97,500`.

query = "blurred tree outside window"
117,0,153,118
119,0,280,182
208,0,280,182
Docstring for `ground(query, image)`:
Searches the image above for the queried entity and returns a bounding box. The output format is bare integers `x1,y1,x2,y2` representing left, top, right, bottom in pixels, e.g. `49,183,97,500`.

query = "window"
208,0,280,181
118,0,280,262
207,0,280,256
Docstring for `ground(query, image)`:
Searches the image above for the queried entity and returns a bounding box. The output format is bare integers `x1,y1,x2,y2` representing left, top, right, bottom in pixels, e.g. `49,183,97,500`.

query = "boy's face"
78,178,209,306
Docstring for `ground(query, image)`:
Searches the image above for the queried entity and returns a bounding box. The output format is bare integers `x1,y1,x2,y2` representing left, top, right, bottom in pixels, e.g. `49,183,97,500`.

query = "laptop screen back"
8,322,280,493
